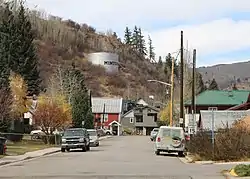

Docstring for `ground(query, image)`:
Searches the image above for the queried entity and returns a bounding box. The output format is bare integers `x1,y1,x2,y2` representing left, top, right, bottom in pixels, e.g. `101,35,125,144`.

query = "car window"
64,129,84,136
153,129,159,132
87,131,97,136
171,129,181,138
162,128,171,136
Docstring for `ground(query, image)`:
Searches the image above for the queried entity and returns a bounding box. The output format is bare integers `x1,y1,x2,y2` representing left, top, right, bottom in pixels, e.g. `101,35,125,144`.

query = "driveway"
0,136,231,178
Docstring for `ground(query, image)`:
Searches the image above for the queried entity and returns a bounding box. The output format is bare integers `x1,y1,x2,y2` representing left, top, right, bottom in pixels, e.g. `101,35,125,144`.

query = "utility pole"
191,49,196,134
169,56,175,126
180,31,184,128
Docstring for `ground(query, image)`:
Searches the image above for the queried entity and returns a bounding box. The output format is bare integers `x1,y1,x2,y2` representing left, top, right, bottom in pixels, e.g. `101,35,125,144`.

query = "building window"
100,114,108,122
208,107,218,111
135,115,143,123
130,118,134,123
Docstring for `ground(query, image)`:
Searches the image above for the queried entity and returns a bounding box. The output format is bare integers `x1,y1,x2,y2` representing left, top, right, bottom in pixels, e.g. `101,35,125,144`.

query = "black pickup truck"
61,128,90,152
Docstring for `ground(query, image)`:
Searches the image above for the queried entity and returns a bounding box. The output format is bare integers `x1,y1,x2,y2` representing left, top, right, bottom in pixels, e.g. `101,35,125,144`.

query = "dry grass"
5,139,51,156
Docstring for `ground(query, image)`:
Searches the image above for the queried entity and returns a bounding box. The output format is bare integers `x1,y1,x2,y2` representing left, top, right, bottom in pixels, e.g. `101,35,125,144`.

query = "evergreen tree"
208,78,219,90
0,2,13,90
164,53,172,75
0,3,13,132
70,68,94,129
196,73,206,94
124,27,132,45
137,27,147,56
132,26,139,51
148,35,155,61
157,56,163,68
11,1,41,95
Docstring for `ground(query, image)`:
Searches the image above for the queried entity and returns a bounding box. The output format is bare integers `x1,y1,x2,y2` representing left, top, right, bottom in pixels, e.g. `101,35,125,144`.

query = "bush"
234,164,250,177
123,127,133,135
188,125,250,161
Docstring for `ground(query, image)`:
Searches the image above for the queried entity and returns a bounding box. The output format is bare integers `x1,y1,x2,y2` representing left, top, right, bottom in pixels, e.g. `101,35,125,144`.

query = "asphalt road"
0,136,232,179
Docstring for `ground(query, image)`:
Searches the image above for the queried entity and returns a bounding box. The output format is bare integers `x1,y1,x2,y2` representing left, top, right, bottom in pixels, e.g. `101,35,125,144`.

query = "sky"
25,0,250,67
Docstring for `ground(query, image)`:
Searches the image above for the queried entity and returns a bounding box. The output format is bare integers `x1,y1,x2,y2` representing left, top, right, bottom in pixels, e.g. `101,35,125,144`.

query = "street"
0,136,231,179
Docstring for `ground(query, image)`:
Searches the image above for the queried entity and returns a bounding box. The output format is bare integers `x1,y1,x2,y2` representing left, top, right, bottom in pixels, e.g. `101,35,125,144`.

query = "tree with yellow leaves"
9,72,30,119
33,93,72,135
159,102,178,126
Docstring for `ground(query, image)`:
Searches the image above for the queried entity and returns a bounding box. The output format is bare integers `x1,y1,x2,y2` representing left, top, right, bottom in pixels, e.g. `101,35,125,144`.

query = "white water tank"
88,52,119,74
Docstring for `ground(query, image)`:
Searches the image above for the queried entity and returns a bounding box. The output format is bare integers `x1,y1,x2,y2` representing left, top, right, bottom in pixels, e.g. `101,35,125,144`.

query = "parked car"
30,128,60,139
87,129,99,147
154,126,186,157
61,128,90,152
150,128,159,141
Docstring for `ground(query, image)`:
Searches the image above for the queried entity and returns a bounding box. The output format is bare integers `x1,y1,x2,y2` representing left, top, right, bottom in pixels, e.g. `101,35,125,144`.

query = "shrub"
234,164,250,177
188,125,250,161
123,127,133,135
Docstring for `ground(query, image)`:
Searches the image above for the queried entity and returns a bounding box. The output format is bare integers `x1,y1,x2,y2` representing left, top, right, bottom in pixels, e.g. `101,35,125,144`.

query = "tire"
66,148,70,152
61,148,65,152
82,146,87,152
155,150,160,155
178,151,184,157
96,143,99,147
150,138,153,141
106,132,111,135
86,144,90,151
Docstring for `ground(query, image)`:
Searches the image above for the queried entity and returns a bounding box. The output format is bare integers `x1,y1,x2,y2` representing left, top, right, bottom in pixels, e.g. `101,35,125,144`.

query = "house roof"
185,90,250,106
91,97,123,113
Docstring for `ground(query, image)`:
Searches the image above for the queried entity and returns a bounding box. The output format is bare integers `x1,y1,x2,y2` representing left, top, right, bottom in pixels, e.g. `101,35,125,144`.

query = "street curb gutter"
0,135,112,167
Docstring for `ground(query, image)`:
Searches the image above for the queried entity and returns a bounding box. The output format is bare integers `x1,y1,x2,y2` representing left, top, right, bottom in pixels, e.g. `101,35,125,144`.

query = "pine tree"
164,53,172,75
148,35,155,61
157,56,163,68
196,73,206,94
0,3,13,90
0,2,13,132
11,1,41,95
124,27,132,45
208,78,219,90
70,68,94,129
132,26,139,51
137,27,147,56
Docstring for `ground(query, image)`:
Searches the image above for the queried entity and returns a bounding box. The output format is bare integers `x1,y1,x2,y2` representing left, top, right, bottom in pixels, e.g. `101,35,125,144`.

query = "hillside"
26,10,172,101
198,61,250,89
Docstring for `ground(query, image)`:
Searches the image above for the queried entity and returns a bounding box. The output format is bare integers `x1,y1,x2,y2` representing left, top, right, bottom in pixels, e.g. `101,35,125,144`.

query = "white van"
154,126,186,156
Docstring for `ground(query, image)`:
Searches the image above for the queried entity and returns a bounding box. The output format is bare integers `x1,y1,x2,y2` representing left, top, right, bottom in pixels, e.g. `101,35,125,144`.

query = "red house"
91,97,123,130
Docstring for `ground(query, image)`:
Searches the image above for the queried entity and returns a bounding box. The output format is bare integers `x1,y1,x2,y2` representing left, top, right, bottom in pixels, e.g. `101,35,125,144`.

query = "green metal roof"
184,90,250,106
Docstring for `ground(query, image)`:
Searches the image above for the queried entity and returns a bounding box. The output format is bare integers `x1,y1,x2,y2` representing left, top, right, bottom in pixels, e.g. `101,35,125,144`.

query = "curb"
0,149,61,166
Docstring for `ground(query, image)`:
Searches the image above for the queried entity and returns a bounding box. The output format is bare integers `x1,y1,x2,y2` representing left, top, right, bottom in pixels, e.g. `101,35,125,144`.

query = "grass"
4,139,53,156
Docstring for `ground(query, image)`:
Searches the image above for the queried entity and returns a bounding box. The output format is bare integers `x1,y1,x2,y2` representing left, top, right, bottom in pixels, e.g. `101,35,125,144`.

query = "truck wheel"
82,146,87,152
155,150,160,155
106,132,111,135
61,148,65,152
86,144,90,151
66,148,70,152
178,151,184,157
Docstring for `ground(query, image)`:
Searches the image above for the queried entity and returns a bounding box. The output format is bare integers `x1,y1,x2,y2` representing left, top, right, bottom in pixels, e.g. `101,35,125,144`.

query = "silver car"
154,126,186,156
150,128,159,141
87,129,100,147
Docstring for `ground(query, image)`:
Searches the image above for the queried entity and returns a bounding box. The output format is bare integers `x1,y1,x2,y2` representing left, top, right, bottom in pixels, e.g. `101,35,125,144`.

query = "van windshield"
162,128,181,138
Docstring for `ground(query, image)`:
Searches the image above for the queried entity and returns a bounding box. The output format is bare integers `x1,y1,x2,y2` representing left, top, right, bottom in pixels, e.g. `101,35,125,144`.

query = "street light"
147,79,174,126
147,80,172,87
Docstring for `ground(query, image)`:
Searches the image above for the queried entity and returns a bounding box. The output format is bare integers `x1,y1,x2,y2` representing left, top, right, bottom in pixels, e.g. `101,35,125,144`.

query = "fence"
0,132,62,145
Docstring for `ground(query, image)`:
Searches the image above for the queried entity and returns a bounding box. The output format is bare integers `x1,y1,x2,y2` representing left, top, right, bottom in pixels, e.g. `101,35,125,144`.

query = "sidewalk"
0,135,111,166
